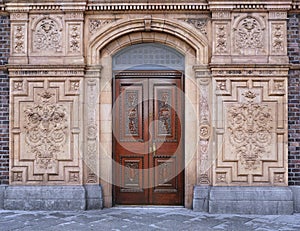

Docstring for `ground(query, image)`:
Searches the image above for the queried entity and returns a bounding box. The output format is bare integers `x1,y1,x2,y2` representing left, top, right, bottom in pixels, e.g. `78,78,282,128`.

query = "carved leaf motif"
272,24,284,53
33,18,62,52
184,18,207,36
69,25,80,53
89,19,114,35
216,25,227,54
227,100,273,170
24,90,67,171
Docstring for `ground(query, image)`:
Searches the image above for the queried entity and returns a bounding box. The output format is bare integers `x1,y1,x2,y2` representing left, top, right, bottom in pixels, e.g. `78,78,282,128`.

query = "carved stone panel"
31,15,63,54
10,77,83,184
232,13,267,56
213,77,287,186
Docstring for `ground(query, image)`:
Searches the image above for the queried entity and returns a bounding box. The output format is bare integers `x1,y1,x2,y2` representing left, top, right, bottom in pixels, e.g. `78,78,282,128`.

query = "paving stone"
0,208,299,230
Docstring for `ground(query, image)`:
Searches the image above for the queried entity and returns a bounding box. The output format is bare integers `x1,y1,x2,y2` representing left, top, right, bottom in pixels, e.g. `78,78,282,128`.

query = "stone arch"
94,25,200,208
87,18,209,65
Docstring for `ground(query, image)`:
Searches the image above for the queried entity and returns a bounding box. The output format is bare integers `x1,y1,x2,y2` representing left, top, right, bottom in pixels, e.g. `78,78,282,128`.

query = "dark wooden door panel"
113,72,183,205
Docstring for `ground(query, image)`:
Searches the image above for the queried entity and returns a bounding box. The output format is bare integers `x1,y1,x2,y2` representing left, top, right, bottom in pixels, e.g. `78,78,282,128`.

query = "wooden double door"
113,71,184,205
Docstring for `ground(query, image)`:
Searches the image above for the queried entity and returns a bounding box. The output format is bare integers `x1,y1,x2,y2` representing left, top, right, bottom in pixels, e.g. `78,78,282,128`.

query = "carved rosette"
24,90,67,173
33,17,62,52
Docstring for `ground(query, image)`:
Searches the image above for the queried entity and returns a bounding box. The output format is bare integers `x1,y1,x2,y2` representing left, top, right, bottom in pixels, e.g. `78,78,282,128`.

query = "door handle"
152,143,156,157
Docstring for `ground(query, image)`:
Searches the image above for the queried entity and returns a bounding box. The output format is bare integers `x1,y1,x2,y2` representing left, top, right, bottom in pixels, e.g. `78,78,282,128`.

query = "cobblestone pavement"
0,207,300,231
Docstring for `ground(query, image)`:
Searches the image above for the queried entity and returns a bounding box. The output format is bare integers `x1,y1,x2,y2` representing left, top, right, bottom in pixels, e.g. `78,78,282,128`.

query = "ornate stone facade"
0,0,299,213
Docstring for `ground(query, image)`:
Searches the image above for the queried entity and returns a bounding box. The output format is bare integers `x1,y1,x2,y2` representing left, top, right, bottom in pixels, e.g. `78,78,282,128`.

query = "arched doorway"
112,43,185,205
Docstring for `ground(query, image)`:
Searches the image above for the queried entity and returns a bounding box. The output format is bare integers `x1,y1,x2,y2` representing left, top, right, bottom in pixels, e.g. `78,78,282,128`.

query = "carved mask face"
41,21,53,33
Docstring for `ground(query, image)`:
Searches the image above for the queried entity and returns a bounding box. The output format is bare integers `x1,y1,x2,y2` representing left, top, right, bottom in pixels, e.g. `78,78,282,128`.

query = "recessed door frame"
112,71,185,205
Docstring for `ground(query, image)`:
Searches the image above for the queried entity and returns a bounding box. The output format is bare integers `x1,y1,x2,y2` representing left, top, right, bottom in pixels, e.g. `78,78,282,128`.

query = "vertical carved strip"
84,66,101,184
67,23,82,55
197,72,212,185
10,13,28,60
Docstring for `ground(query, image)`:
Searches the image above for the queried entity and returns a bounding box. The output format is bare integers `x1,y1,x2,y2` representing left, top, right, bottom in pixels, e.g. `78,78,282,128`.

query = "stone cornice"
86,3,209,11
209,1,292,11
1,1,296,13
5,2,87,12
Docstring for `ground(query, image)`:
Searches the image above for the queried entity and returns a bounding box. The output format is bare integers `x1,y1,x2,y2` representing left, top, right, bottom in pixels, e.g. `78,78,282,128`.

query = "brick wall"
0,14,10,185
288,14,300,185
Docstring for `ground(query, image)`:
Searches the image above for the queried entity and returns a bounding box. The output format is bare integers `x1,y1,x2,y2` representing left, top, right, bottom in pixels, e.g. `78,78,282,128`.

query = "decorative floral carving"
33,17,62,52
272,24,284,53
216,173,226,183
126,91,139,135
13,81,23,91
70,81,80,91
227,91,273,170
13,172,23,182
89,19,114,35
216,25,227,54
69,25,80,53
125,162,139,185
274,173,284,183
184,18,207,36
14,25,25,54
158,162,171,184
24,90,67,172
234,16,264,54
216,80,227,91
158,91,171,135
